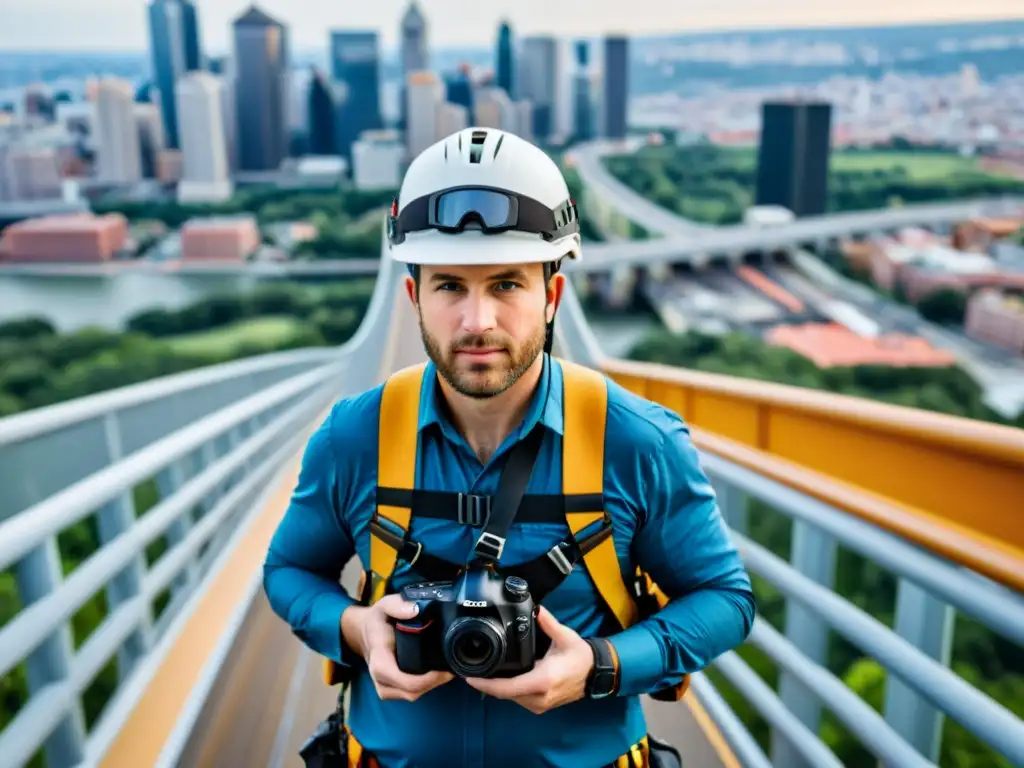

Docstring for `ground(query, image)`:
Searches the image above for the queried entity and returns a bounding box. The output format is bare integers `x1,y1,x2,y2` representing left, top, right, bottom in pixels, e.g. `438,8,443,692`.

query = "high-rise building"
175,71,232,202
232,5,290,173
147,0,203,149
95,78,142,184
330,31,382,160
352,130,404,191
474,87,517,133
572,41,594,142
134,103,165,178
755,100,833,217
495,21,514,98
307,70,339,156
401,3,428,76
399,2,428,129
435,103,469,139
518,36,559,141
444,68,474,120
405,71,443,160
603,36,628,140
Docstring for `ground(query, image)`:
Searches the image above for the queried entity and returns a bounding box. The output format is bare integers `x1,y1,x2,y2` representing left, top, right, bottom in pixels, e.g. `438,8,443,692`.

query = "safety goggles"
387,186,580,246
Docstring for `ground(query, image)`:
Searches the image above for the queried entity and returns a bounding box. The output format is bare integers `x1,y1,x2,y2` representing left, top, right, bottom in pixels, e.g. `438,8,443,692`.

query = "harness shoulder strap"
559,358,638,630
370,362,426,604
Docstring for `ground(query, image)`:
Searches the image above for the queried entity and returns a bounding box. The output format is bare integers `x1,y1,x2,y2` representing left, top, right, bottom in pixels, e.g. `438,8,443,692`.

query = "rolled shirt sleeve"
609,417,755,697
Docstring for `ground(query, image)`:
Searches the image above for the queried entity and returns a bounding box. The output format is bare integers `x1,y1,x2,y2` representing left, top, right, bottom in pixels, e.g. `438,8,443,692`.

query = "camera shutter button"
503,576,530,602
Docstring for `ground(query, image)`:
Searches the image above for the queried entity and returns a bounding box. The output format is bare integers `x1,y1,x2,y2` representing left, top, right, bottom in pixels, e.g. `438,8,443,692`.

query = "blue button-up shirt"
263,354,754,768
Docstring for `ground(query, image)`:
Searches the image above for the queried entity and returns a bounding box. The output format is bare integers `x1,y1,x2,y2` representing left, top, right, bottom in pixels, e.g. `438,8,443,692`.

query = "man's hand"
464,606,595,714
341,595,455,702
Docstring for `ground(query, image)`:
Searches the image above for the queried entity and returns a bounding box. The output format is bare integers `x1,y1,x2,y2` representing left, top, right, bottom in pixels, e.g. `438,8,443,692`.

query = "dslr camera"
393,565,538,678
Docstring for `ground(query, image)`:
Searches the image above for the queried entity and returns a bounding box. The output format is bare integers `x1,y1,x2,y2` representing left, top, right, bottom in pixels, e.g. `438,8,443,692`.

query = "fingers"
368,649,454,702
535,606,574,645
374,593,421,621
465,665,549,699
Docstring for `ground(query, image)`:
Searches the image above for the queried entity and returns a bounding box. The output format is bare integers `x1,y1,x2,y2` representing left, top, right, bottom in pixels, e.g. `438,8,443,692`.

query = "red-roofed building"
0,212,128,262
766,323,956,368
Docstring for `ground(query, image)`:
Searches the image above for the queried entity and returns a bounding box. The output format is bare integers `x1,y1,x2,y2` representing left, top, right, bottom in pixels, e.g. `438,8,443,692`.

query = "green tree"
917,288,968,326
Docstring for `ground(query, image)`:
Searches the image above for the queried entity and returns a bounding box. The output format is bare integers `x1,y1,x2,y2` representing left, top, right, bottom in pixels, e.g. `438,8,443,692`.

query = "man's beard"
419,313,548,399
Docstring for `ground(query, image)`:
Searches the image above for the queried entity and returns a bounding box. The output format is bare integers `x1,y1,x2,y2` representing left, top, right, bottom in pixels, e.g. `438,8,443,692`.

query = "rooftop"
885,243,997,275
766,323,957,368
7,212,123,231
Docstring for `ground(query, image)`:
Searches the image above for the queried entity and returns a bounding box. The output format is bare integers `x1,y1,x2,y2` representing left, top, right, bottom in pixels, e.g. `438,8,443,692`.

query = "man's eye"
438,282,462,291
495,281,519,292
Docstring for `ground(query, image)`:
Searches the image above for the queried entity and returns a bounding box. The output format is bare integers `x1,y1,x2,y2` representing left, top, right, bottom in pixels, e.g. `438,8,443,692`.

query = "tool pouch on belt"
647,734,683,768
299,692,348,768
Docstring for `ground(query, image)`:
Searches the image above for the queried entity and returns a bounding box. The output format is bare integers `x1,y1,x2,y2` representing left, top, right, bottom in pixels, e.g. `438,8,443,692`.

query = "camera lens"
444,617,506,678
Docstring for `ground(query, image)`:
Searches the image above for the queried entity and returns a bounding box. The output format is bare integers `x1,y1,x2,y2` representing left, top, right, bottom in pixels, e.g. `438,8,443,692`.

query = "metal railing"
0,234,403,768
555,281,1024,768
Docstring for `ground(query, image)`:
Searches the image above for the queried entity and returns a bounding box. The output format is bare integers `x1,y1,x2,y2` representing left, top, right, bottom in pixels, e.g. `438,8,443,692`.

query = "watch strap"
584,637,619,698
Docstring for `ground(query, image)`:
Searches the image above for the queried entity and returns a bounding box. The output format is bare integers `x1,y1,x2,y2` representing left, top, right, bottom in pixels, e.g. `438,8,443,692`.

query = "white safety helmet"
387,127,582,268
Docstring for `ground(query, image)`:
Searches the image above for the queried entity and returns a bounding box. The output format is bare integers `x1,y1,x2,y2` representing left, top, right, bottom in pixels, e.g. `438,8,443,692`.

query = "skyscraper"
573,41,593,142
232,5,290,172
495,21,514,98
96,78,142,184
755,100,833,217
603,36,629,140
406,71,443,160
175,71,232,202
518,36,559,141
330,31,382,160
401,3,428,76
307,70,339,156
399,2,428,130
147,0,203,150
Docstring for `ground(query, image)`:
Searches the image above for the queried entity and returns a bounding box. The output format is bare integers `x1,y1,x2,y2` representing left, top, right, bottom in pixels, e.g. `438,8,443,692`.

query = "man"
263,127,755,768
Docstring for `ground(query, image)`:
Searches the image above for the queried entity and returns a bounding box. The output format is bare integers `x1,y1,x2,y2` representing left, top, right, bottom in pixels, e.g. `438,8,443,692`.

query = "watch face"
590,668,616,699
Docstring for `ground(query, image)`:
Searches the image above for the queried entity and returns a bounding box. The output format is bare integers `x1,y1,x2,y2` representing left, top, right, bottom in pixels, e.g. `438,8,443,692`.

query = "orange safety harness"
323,358,689,703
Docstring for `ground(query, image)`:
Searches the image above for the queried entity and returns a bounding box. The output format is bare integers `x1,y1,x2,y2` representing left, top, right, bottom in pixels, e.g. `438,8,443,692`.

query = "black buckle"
474,531,506,562
457,493,490,527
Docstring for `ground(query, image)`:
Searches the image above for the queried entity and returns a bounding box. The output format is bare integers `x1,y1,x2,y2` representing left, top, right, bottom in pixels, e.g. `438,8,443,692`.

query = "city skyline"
1,0,1023,52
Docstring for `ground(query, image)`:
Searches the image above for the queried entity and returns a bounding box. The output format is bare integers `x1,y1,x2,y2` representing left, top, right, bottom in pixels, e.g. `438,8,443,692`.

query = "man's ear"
404,274,417,307
546,273,566,323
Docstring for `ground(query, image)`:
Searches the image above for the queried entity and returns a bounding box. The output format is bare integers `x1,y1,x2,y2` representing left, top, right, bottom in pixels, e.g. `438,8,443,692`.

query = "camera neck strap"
472,423,545,564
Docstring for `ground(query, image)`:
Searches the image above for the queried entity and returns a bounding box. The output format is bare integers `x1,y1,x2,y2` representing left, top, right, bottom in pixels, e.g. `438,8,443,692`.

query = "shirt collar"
418,353,564,439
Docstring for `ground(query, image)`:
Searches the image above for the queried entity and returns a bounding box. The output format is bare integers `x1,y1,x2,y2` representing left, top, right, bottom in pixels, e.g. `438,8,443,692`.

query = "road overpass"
569,197,1024,272
566,139,711,237
1,231,1022,768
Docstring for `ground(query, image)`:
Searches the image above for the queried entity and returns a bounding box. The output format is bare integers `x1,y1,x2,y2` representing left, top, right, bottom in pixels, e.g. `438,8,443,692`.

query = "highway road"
567,139,711,237
571,196,1024,271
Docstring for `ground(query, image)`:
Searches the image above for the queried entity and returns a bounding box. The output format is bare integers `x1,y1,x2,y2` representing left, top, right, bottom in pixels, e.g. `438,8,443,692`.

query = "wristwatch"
584,637,618,699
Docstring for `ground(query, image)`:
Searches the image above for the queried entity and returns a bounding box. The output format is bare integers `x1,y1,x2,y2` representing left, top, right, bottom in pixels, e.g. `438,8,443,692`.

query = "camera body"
393,566,538,678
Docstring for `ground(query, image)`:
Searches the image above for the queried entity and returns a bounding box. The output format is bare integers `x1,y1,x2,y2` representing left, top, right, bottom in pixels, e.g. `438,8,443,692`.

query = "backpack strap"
369,361,427,603
559,359,638,630
560,358,690,701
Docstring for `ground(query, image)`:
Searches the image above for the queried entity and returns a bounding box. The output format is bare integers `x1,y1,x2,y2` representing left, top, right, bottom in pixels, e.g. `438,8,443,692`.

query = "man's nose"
462,292,497,333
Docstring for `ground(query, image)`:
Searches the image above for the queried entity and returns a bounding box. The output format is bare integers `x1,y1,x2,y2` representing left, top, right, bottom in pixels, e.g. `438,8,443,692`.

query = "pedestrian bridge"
1,240,1022,768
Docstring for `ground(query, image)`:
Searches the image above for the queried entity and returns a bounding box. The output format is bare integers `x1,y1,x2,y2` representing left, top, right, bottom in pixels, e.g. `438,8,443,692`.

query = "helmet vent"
492,133,505,158
469,130,487,163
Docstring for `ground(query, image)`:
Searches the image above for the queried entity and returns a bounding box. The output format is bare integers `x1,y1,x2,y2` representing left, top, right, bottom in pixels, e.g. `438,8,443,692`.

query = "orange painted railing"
603,358,1024,590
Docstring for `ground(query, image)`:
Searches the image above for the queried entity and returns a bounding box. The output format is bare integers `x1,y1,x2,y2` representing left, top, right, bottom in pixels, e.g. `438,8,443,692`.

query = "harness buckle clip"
474,532,506,562
457,493,490,527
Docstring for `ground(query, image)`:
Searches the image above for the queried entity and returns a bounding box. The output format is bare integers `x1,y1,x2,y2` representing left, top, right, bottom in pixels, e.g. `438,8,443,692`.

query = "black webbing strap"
473,424,546,564
368,519,461,583
374,487,604,526
502,519,615,605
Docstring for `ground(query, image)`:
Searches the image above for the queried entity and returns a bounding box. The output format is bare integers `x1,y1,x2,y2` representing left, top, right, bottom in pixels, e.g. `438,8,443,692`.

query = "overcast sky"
1,0,1021,53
